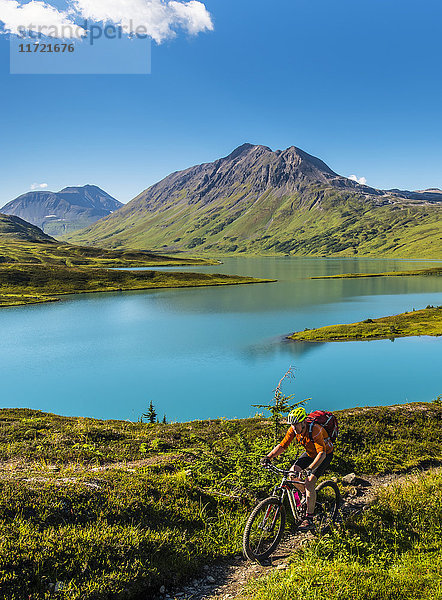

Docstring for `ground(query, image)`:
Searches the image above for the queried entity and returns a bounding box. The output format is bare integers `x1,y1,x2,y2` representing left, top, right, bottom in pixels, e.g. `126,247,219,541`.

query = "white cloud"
348,174,367,185
169,1,213,35
0,0,85,37
0,0,212,42
30,182,48,190
72,0,213,43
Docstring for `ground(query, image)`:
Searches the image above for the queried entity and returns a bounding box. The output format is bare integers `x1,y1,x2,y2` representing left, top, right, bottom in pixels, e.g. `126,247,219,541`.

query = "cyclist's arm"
266,426,295,460
266,444,285,460
309,451,326,474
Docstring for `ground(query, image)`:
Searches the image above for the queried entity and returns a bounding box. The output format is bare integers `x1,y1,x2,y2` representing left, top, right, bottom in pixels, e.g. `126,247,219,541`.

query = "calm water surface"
1,257,441,421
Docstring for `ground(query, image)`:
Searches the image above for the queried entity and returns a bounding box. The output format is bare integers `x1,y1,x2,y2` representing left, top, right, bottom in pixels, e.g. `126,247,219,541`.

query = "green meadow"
0,402,441,599
0,263,271,307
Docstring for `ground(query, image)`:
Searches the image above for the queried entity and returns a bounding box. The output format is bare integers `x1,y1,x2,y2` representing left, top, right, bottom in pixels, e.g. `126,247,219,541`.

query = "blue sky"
1,0,442,205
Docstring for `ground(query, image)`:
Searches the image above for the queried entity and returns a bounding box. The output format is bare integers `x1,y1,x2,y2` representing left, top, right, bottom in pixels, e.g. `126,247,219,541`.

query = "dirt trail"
153,471,428,600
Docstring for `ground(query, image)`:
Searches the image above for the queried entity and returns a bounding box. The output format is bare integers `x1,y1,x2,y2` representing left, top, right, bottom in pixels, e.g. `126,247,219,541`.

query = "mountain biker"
261,406,334,531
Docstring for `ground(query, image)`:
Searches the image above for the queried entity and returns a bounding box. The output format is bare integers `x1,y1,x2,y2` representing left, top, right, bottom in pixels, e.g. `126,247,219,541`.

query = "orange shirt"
279,423,333,458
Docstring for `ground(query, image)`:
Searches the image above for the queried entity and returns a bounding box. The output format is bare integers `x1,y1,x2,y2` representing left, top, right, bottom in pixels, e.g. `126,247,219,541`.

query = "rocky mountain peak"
1,185,122,237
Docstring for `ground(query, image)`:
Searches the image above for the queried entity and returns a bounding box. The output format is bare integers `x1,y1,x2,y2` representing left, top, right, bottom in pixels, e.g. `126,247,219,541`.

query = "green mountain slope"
65,144,442,258
0,213,56,243
0,213,213,268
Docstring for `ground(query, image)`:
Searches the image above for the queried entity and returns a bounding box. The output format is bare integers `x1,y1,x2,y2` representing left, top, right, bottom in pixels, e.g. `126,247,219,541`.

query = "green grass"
0,293,59,307
311,266,442,279
289,306,442,341
0,240,216,268
240,470,442,600
0,264,271,307
0,402,441,599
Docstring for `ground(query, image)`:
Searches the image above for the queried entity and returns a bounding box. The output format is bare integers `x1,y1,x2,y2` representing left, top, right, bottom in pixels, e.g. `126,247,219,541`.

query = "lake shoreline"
288,306,442,342
2,256,441,423
0,270,275,308
311,266,442,279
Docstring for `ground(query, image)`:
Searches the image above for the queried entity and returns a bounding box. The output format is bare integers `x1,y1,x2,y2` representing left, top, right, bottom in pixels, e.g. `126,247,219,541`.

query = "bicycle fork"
260,502,281,532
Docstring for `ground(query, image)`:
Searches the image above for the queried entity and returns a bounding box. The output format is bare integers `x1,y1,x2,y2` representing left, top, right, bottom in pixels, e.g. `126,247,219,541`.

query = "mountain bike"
242,463,340,562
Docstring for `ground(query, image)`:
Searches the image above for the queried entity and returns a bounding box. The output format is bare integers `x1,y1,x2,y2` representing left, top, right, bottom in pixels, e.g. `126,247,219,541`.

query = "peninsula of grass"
288,306,442,342
0,401,441,600
0,240,217,268
0,264,272,307
311,266,442,279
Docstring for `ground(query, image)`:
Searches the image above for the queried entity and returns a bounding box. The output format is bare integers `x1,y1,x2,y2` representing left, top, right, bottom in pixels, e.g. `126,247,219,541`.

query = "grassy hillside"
0,213,55,243
0,264,270,307
66,187,442,259
289,305,442,342
0,402,441,599
241,470,442,600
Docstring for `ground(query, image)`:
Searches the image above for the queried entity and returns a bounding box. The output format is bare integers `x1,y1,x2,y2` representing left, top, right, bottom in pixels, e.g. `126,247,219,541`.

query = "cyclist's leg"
305,453,334,515
289,453,310,491
289,453,310,476
304,473,317,516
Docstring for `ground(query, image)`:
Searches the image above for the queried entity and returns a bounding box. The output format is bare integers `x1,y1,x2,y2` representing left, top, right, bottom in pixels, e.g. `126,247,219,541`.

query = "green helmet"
287,407,307,425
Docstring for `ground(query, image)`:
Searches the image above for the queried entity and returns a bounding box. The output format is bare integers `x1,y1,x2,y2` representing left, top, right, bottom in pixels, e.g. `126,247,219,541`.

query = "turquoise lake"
1,257,441,422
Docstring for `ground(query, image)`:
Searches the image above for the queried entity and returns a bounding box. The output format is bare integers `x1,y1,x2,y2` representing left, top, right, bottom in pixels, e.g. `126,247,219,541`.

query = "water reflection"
0,257,441,421
131,257,442,315
244,336,324,360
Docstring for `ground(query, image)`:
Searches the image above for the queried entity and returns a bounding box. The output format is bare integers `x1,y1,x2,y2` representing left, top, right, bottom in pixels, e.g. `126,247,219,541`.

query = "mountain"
1,185,123,237
0,213,56,244
65,145,442,258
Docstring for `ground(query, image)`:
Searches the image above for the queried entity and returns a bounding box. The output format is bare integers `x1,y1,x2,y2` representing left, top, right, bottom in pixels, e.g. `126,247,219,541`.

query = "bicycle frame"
268,465,306,523
243,462,340,561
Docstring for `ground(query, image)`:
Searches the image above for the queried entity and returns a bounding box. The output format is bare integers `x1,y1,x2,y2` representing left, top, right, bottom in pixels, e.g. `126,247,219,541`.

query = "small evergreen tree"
142,400,157,424
162,414,167,424
252,366,308,442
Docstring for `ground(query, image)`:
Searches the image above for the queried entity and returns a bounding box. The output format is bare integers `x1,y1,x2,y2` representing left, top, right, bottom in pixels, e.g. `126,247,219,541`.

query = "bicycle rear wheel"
243,497,286,561
313,480,340,533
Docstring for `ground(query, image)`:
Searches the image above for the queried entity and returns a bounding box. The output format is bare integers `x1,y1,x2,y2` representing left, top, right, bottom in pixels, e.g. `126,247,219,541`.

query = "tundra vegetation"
241,468,442,600
0,236,269,307
311,266,442,278
289,306,442,342
0,402,441,599
0,263,271,307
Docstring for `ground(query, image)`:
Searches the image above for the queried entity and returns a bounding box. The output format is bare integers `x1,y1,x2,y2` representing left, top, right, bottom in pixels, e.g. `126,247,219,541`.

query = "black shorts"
293,452,333,479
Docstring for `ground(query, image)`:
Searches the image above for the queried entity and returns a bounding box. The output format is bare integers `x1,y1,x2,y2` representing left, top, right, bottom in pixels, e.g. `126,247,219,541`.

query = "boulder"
342,472,358,485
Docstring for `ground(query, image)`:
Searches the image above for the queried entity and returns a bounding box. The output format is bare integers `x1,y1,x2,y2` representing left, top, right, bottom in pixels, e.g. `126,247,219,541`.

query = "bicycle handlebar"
261,462,307,482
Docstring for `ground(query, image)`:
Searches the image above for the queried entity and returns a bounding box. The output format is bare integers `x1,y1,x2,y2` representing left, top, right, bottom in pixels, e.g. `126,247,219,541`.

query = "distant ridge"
1,185,123,237
65,144,442,259
0,213,56,243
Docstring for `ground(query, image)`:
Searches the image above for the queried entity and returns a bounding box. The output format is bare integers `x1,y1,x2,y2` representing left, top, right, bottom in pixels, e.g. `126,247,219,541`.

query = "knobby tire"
243,497,286,562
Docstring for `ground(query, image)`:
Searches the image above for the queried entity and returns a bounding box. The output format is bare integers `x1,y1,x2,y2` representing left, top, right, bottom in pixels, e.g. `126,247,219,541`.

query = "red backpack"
306,410,339,442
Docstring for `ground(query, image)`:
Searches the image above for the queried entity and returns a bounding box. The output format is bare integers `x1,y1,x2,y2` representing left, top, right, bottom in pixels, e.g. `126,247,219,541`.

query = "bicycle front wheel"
243,497,286,561
313,480,340,533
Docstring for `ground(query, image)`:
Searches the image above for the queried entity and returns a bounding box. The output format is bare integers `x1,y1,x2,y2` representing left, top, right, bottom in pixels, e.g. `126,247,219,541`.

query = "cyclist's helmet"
287,407,307,425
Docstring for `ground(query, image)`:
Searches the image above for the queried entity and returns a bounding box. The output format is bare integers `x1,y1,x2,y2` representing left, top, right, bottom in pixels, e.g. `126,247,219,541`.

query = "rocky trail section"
153,469,438,600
